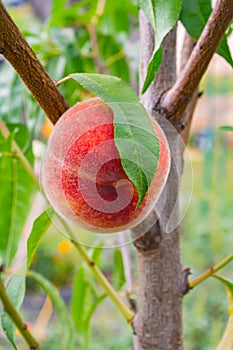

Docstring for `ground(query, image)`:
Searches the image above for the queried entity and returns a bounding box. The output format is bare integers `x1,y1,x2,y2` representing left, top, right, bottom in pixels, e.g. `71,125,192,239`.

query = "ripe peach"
41,97,170,233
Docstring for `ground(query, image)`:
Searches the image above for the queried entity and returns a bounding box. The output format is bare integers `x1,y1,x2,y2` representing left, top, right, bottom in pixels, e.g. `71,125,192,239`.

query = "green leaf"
180,0,233,67
98,35,130,82
49,0,98,27
180,0,210,37
0,125,36,266
1,275,26,350
71,266,86,333
141,48,162,94
213,275,233,296
213,275,233,350
216,34,233,67
70,73,160,206
71,266,106,344
91,246,103,265
112,248,126,291
6,123,30,151
0,63,24,124
71,73,138,103
151,0,182,50
84,293,107,328
27,208,54,269
136,0,155,28
219,126,233,132
99,0,137,34
27,270,73,350
139,0,182,93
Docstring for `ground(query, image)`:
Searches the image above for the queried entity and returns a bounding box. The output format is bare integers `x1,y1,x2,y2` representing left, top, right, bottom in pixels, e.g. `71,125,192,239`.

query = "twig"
0,281,40,349
87,23,103,73
91,0,106,24
0,0,69,124
189,253,233,289
55,75,71,87
160,0,233,121
104,50,126,67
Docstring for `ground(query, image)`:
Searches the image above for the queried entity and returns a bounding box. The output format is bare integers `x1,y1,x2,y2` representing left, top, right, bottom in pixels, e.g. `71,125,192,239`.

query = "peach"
41,97,170,233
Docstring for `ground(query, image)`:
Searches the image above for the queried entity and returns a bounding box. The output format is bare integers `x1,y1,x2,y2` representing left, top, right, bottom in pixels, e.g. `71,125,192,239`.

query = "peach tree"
0,0,233,349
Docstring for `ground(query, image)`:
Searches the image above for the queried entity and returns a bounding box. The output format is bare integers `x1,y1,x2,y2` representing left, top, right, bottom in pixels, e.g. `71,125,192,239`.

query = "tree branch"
179,32,199,143
87,23,103,73
160,0,233,121
189,253,233,289
0,281,40,350
0,1,69,125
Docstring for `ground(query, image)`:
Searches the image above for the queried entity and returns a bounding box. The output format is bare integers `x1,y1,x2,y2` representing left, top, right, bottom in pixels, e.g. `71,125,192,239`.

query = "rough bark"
179,33,199,148
0,1,69,124
132,12,185,350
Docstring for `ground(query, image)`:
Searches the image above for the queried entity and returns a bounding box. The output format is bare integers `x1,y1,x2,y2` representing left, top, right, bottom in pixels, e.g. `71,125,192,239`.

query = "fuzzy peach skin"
41,97,170,233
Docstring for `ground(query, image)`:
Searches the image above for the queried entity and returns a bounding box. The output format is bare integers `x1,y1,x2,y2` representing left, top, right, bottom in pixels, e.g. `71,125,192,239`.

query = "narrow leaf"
216,316,233,350
0,64,24,124
27,208,54,269
71,265,106,337
70,73,160,206
84,293,107,328
91,246,103,265
180,0,233,67
112,248,126,291
1,275,26,350
214,275,233,350
27,270,73,350
219,126,233,132
153,0,182,48
0,124,36,266
216,35,233,67
139,0,182,92
141,48,162,94
137,0,155,28
71,266,86,332
214,275,233,296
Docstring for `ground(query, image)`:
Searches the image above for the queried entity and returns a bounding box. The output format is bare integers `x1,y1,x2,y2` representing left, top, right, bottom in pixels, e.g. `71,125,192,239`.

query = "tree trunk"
132,12,187,350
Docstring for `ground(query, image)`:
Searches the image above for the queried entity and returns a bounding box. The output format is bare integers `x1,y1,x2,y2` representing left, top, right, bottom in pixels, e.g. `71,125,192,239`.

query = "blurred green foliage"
0,0,138,139
182,131,233,350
